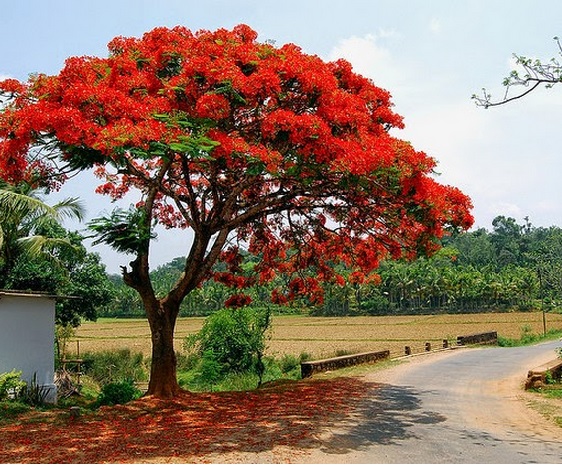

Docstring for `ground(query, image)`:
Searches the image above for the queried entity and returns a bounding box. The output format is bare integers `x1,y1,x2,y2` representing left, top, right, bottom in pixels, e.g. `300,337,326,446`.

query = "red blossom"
195,94,231,120
224,293,253,308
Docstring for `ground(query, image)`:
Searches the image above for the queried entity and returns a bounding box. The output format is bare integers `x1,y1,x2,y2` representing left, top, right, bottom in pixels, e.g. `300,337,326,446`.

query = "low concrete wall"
301,350,390,378
457,331,498,346
525,357,562,389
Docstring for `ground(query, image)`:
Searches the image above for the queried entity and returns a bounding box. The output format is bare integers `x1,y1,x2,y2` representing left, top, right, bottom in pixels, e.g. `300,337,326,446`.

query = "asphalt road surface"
308,339,562,464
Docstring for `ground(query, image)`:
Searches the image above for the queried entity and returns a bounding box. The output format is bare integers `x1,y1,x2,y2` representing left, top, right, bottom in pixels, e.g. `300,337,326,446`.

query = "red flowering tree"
0,25,473,397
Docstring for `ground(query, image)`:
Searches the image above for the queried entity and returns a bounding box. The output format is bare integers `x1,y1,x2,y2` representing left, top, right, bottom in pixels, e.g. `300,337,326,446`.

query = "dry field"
73,311,562,360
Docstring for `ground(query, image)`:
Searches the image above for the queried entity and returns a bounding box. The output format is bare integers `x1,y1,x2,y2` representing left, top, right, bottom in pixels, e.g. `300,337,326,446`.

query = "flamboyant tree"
0,24,473,397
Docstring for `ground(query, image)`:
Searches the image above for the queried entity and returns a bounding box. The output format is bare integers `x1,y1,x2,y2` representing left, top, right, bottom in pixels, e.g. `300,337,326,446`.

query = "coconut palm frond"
17,235,81,262
0,189,58,220
52,197,86,223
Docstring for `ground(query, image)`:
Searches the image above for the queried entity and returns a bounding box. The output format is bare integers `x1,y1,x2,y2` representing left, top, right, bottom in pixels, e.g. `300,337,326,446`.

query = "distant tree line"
100,215,562,317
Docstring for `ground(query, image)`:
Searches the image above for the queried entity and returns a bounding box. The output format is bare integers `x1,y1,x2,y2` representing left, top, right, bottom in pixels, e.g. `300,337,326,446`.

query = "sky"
1,0,562,273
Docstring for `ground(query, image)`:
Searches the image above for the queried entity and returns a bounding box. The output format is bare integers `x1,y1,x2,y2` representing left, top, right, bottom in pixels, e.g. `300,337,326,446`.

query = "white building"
0,291,58,403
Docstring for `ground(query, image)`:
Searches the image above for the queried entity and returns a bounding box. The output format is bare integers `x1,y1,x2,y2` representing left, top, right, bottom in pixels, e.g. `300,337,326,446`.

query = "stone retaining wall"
457,331,498,346
525,357,562,389
301,350,390,378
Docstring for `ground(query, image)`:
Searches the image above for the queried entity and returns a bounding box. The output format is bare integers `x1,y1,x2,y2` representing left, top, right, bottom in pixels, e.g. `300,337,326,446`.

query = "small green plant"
279,354,300,374
0,370,26,400
545,370,557,385
19,373,52,407
96,380,141,406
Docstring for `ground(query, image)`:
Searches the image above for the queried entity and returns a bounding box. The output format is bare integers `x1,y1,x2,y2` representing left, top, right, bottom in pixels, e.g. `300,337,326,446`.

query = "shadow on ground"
0,378,446,463
318,383,446,455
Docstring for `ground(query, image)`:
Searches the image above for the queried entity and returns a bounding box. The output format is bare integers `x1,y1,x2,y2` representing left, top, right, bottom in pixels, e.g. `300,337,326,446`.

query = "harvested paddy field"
75,311,562,360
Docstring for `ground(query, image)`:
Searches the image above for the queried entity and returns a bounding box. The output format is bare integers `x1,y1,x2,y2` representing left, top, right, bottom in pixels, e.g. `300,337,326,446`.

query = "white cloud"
488,202,523,219
429,18,442,35
376,28,400,39
327,33,411,96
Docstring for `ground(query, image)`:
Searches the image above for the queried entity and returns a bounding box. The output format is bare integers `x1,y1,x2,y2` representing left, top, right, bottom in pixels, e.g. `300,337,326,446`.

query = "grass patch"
0,401,30,423
497,327,562,347
177,354,303,392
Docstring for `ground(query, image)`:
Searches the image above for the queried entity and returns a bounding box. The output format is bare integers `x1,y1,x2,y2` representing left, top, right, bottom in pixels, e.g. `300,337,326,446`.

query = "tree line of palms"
101,216,562,318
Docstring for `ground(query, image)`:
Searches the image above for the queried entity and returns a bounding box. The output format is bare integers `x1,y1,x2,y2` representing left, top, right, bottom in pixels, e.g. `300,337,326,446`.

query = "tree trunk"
145,301,182,398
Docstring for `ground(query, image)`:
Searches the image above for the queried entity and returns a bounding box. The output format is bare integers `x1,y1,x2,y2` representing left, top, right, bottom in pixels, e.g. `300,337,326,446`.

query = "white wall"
0,294,57,403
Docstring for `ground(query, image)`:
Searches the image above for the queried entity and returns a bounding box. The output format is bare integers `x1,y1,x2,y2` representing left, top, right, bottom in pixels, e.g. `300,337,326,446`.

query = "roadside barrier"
300,331,499,378
525,357,562,389
301,350,390,378
456,331,497,346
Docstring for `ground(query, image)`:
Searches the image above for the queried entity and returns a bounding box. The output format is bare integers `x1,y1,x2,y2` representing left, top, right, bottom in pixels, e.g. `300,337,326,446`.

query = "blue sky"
2,0,562,273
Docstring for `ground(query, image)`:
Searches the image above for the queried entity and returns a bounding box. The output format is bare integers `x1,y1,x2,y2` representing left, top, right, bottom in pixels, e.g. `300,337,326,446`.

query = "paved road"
310,340,562,464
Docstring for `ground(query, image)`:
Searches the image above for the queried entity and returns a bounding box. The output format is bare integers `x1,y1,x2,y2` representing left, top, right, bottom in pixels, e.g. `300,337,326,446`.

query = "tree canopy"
0,24,473,397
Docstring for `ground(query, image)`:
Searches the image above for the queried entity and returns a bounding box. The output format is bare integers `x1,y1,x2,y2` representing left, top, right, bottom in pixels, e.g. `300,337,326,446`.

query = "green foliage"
0,371,53,407
55,324,76,365
96,380,141,406
0,371,26,400
193,350,224,390
98,215,562,320
544,370,558,385
497,327,562,347
81,349,147,386
0,400,30,421
177,353,302,392
185,307,271,378
0,184,112,326
19,373,51,407
89,207,156,255
278,354,301,374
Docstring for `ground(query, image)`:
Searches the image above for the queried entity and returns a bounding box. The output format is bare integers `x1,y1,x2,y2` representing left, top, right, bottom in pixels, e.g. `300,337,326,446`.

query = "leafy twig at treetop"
0,24,473,397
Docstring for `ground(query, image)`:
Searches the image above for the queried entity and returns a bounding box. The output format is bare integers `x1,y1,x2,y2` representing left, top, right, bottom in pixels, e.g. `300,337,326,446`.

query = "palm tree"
0,181,85,281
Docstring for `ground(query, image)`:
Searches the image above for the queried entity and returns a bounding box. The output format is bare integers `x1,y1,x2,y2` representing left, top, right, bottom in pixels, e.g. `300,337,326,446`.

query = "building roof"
0,290,79,300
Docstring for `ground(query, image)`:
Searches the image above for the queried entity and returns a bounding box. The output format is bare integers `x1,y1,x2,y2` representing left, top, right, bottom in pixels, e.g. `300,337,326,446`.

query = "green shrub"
185,307,271,378
96,380,141,406
0,370,26,400
195,349,224,389
279,354,300,374
81,349,147,385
